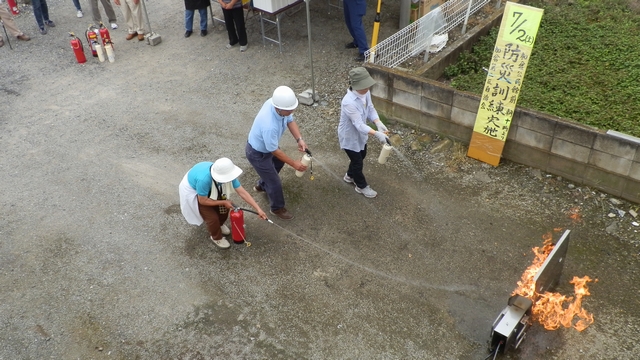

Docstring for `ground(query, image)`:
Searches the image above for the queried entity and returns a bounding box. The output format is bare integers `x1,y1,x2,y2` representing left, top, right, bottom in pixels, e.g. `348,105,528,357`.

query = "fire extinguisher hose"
232,205,274,224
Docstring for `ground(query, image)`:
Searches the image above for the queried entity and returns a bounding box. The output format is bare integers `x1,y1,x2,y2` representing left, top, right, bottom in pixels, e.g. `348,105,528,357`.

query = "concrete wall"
367,65,640,204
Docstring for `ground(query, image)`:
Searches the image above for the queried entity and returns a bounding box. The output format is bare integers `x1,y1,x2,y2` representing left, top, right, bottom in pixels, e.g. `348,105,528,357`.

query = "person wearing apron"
179,158,267,249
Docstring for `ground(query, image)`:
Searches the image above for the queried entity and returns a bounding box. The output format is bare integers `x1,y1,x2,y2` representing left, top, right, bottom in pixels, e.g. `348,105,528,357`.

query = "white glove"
374,120,388,133
374,131,389,144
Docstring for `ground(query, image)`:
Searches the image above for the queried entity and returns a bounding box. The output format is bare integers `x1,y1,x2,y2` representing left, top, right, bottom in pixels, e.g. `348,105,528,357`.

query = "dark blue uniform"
344,0,369,56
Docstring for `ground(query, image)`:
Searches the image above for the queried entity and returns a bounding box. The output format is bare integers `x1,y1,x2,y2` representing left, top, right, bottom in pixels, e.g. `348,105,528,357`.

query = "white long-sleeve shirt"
338,89,379,152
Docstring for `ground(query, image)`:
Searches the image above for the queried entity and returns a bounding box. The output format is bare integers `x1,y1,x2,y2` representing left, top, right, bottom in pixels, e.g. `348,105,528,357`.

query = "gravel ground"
1,0,639,359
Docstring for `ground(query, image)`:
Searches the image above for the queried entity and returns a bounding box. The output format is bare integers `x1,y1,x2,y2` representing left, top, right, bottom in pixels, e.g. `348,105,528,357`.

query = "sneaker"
210,236,231,249
77,10,83,18
220,224,231,236
44,20,55,27
345,41,357,49
40,28,47,35
355,53,365,62
240,45,247,52
270,208,294,220
355,185,377,198
111,23,118,30
253,184,265,192
225,43,236,49
343,173,354,183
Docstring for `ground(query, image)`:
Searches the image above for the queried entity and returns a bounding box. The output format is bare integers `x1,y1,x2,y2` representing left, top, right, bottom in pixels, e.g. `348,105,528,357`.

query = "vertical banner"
467,1,544,166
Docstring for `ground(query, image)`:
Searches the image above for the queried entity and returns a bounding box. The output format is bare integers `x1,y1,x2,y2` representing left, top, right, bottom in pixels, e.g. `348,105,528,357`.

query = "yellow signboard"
467,1,544,166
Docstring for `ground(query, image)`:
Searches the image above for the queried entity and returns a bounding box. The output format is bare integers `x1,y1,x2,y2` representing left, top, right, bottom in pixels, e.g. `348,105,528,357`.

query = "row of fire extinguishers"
69,23,114,64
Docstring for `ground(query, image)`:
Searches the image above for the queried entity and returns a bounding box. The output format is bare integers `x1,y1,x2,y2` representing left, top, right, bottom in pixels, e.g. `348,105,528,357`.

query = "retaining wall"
366,65,640,204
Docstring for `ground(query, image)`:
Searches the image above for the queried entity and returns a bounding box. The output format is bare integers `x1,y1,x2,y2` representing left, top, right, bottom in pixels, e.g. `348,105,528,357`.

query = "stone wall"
366,64,640,203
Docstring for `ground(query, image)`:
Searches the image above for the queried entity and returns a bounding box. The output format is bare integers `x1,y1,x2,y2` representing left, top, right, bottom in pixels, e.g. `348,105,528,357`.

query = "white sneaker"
343,173,354,183
77,10,83,18
240,45,247,52
220,224,231,236
111,23,118,30
210,236,230,249
355,185,377,198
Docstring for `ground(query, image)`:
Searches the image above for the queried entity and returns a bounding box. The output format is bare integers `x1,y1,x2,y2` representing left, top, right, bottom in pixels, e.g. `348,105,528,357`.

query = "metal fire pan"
534,230,571,295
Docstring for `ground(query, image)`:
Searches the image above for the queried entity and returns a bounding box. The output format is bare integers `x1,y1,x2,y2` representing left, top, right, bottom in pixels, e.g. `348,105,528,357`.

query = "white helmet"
270,86,298,111
210,158,243,183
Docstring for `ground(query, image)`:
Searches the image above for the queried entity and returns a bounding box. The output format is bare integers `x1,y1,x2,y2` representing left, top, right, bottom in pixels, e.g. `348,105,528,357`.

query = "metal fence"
365,0,493,68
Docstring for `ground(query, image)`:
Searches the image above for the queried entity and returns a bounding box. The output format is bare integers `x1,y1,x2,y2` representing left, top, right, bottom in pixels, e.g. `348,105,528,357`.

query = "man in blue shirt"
179,158,267,249
245,86,308,220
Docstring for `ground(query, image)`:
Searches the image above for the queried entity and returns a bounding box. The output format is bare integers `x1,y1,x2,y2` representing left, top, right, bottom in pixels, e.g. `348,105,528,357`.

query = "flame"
567,207,582,223
512,233,595,332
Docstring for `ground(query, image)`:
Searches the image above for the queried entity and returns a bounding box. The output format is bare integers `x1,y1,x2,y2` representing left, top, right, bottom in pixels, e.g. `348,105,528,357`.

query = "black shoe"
345,41,357,49
200,30,207,37
355,53,365,62
184,30,192,38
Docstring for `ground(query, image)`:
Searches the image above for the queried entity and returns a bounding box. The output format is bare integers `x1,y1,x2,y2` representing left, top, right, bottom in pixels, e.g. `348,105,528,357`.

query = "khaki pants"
119,0,144,34
0,3,24,39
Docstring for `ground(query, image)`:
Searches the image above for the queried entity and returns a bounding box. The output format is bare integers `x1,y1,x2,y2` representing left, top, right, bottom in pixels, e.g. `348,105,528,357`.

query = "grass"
444,0,640,137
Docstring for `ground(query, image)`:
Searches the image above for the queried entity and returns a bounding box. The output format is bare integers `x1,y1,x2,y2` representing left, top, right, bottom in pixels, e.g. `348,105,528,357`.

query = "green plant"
445,0,640,137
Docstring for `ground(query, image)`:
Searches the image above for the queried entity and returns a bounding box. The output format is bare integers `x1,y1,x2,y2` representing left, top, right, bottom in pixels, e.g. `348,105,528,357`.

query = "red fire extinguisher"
69,33,87,64
85,26,99,57
6,0,19,15
230,208,246,244
99,22,112,48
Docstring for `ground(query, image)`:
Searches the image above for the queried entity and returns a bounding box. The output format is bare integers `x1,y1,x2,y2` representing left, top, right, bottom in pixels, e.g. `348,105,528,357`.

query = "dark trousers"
245,142,286,211
32,0,51,29
222,6,247,46
343,0,368,54
345,144,368,189
198,202,229,240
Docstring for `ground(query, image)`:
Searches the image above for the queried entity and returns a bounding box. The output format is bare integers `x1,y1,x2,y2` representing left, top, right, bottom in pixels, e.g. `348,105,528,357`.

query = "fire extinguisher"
230,208,246,244
69,33,87,64
229,205,273,245
85,26,99,57
6,0,19,15
99,22,112,48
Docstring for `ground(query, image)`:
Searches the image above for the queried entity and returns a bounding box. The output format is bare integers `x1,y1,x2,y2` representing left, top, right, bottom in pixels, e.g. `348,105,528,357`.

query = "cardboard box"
253,0,289,13
420,0,446,17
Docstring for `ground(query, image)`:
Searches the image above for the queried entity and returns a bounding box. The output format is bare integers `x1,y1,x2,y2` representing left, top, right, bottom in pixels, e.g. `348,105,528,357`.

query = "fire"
567,206,582,223
512,232,595,332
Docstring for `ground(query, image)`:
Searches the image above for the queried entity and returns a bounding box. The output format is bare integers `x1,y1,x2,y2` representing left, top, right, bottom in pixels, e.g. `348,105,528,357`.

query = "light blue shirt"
338,89,379,152
247,99,294,153
187,161,240,197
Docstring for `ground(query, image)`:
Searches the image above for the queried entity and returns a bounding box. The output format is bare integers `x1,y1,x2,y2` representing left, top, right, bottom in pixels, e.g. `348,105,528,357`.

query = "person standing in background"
31,0,55,35
0,0,31,46
114,0,144,41
72,0,84,17
343,0,369,62
184,0,210,37
219,0,247,51
88,0,119,29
